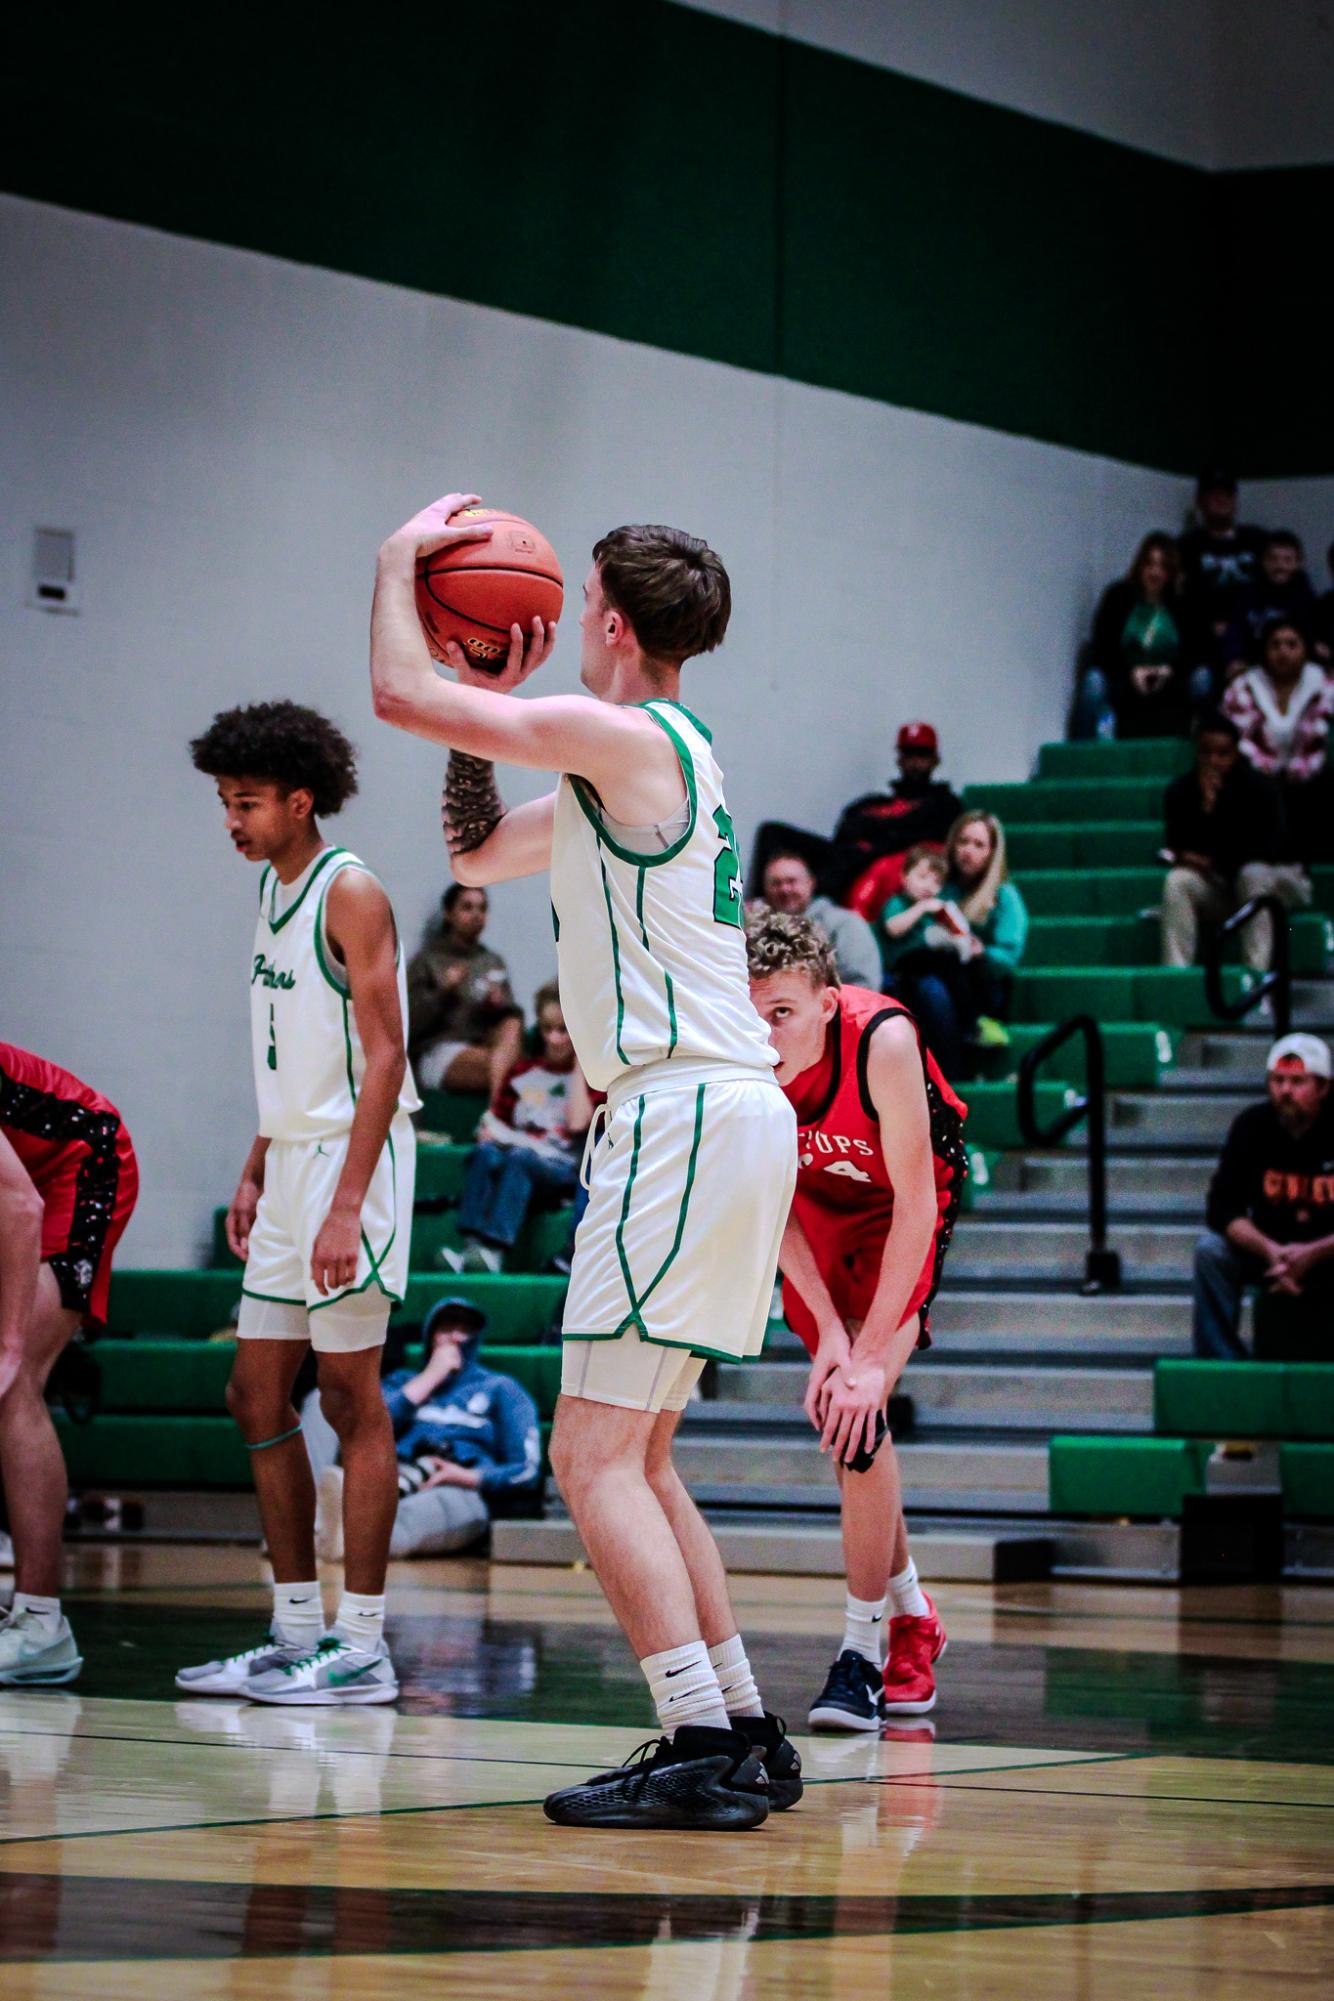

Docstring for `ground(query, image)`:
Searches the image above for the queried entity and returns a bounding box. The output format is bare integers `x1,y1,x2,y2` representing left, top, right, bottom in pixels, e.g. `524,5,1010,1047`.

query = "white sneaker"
174,1629,311,1695
461,1241,503,1273
315,1466,346,1564
0,1608,82,1686
246,1633,399,1706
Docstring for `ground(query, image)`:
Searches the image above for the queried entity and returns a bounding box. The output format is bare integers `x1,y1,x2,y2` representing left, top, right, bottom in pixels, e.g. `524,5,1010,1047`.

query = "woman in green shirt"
882,814,1029,1080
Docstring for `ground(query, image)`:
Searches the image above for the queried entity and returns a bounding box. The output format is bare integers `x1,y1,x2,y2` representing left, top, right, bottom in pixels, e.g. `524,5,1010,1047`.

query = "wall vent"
30,527,79,614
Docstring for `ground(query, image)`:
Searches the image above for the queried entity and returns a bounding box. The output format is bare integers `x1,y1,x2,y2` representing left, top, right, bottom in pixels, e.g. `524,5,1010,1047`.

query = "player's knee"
225,1371,285,1438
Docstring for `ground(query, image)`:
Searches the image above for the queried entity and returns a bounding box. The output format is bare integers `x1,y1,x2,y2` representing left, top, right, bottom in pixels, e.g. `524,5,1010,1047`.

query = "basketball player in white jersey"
371,494,799,1828
182,702,418,1704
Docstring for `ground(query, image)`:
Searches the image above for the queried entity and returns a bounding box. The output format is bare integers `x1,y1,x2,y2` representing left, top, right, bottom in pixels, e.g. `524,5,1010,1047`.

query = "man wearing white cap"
1194,1034,1334,1360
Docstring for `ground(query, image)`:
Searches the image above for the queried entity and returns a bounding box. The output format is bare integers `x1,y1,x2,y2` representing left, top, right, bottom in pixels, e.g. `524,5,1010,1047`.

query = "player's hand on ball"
382,491,493,561
442,615,557,694
310,1203,361,1297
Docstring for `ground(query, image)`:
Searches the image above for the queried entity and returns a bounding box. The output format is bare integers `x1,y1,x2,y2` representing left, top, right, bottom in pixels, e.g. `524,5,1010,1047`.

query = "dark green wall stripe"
2,4,1328,476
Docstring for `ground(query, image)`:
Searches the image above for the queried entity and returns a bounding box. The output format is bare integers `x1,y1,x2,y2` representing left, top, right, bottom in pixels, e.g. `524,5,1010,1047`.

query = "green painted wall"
2,4,1327,476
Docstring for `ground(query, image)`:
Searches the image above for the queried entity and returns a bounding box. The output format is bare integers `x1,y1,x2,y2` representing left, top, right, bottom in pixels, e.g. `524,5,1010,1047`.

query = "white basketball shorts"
561,1066,796,1411
238,1112,416,1351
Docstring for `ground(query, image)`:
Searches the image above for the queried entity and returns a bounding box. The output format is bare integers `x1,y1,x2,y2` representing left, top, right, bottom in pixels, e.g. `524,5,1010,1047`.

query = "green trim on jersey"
634,868,678,1059
609,1085,706,1341
598,855,629,1064
570,705,698,868
655,698,712,745
264,846,346,934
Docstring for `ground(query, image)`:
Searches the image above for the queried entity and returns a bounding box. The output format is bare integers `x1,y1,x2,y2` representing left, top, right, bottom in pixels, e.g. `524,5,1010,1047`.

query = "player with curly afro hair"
190,701,359,817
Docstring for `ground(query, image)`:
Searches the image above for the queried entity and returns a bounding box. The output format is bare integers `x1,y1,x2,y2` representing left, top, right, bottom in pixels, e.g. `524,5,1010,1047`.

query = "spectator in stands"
761,850,882,988
1223,618,1334,869
1193,1035,1334,1361
1222,533,1317,678
1074,533,1210,739
885,814,1028,1079
1178,469,1267,663
311,1295,543,1558
879,844,951,976
407,884,523,1097
748,724,963,914
1160,710,1305,974
826,723,964,910
441,983,591,1274
1313,538,1334,665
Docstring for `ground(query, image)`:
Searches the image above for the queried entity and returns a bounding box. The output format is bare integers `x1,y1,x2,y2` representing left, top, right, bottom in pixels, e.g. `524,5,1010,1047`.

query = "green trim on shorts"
240,1286,306,1307
307,1269,402,1312
559,1328,758,1365
612,1098,646,1330
612,1084,705,1338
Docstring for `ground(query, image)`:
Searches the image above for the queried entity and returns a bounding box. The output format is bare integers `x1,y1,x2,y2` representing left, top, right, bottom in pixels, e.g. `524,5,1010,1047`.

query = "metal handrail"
1017,1015,1122,1295
1203,892,1292,1036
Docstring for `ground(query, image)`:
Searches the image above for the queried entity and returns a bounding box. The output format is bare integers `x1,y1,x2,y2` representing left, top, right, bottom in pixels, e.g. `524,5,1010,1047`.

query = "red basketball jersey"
780,987,967,1345
0,1042,126,1192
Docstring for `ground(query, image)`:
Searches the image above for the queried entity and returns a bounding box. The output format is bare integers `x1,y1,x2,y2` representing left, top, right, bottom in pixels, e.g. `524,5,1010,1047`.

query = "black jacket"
1162,761,1283,880
1207,1101,1334,1246
828,782,963,897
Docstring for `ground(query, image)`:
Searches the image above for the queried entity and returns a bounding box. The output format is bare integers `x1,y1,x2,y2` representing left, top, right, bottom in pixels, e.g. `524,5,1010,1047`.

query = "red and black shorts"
782,1213,939,1358
37,1123,139,1326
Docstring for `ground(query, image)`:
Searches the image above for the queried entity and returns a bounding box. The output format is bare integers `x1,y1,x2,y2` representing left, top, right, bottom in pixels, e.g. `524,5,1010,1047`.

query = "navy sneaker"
808,1649,882,1732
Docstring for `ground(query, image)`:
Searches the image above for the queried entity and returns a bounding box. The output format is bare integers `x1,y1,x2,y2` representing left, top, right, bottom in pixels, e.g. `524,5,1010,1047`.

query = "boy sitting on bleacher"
309,1295,542,1559
1194,1034,1334,1362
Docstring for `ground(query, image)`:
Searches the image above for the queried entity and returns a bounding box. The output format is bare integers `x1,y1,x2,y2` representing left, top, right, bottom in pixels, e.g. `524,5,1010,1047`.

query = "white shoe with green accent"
245,1633,399,1706
175,1630,311,1695
0,1609,83,1686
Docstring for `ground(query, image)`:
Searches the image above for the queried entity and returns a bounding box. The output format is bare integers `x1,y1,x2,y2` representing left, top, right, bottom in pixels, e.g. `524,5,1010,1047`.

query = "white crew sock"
12,1591,61,1633
273,1580,324,1650
708,1634,764,1719
842,1591,888,1666
888,1559,930,1619
335,1590,386,1652
641,1640,731,1736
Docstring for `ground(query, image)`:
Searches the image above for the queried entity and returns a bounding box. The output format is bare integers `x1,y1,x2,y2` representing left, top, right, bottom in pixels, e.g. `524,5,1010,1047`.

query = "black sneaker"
542,1726,771,1830
732,1712,803,1810
808,1649,883,1732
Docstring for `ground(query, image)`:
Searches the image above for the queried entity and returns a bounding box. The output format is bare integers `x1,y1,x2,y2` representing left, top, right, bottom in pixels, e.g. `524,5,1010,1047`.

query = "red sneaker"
882,1593,947,1715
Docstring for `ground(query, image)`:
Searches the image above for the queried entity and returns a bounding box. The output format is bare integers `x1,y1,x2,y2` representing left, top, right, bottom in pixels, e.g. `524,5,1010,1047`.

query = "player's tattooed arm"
443,751,505,856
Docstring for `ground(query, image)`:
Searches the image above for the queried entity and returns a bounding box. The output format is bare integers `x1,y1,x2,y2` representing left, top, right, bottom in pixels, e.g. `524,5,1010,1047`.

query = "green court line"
0,1794,548,1848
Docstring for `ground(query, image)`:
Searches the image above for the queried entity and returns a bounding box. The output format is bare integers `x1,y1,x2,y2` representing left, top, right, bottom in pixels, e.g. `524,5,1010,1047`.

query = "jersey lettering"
711,805,742,928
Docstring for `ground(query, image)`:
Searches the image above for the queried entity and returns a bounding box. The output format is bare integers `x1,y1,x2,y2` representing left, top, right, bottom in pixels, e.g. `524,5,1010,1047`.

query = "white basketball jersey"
250,847,420,1141
550,701,777,1092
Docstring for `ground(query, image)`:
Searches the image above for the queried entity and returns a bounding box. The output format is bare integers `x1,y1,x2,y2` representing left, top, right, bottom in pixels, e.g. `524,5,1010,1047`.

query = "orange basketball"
415,507,564,674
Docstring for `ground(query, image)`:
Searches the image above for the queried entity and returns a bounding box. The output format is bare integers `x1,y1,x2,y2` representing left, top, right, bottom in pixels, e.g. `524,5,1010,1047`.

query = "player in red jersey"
0,1043,139,1684
746,912,966,1728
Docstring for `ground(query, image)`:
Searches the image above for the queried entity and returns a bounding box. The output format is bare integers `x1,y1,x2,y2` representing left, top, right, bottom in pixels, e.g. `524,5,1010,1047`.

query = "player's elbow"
371,678,412,727
448,846,488,889
0,1182,43,1237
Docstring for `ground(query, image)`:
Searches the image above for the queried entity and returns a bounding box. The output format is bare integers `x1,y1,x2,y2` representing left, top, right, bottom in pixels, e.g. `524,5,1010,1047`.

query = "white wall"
0,196,1187,1263
674,0,1334,169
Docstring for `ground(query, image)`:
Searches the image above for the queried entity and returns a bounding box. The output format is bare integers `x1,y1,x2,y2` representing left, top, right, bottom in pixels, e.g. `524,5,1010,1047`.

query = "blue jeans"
459,1140,578,1249
1072,665,1214,740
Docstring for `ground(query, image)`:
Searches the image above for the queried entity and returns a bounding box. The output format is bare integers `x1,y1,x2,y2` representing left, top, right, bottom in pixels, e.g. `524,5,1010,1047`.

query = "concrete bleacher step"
491,1515,1052,1581
911,1289,1196,1349
708,1361,1153,1433
669,1431,1051,1514
998,1153,1214,1202
1108,1090,1253,1147
948,1218,1198,1282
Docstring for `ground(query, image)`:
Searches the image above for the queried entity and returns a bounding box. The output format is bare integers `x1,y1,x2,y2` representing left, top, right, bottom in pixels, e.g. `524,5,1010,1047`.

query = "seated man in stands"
1221,533,1317,680
1193,1035,1334,1361
747,723,962,910
407,884,523,1099
1159,711,1302,975
762,850,882,988
1178,469,1266,671
442,983,592,1274
312,1295,542,1559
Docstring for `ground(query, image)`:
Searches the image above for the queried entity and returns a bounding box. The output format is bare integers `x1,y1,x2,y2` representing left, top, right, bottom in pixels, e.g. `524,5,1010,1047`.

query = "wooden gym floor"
1,1547,1331,1997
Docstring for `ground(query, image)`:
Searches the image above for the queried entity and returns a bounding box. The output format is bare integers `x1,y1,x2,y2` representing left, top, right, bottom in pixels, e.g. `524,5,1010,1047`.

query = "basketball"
415,507,564,673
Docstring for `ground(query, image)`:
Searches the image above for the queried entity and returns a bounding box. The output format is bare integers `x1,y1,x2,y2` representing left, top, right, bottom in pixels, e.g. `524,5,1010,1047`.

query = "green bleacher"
1050,1362,1334,1522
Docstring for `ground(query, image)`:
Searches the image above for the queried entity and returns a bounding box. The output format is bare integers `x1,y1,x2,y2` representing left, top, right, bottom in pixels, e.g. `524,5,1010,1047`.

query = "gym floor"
2,1548,1331,1997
